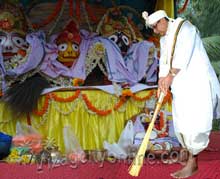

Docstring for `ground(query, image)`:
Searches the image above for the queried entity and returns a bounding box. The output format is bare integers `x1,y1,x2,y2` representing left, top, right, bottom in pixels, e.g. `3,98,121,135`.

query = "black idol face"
108,31,130,56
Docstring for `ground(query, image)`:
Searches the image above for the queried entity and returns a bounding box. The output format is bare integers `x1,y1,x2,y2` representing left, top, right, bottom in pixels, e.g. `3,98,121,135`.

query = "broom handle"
142,91,165,147
128,92,165,176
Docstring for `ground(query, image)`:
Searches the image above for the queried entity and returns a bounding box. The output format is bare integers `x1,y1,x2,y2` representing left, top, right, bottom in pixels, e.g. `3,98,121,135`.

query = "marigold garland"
33,94,50,116
50,90,81,102
81,94,112,116
121,89,134,97
72,79,84,86
114,97,127,110
162,91,172,105
132,90,155,101
32,89,171,117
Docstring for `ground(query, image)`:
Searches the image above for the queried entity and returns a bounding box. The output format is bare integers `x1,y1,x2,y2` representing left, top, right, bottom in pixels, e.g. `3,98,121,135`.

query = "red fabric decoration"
32,0,64,28
76,0,80,19
56,20,81,44
69,0,74,17
178,0,189,14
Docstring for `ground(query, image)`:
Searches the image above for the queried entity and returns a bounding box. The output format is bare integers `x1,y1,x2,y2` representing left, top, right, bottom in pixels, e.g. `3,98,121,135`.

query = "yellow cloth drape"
155,0,175,18
0,89,171,153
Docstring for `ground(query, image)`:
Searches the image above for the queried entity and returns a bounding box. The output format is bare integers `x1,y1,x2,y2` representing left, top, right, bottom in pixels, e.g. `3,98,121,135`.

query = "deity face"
0,31,27,60
57,41,80,67
55,20,81,68
108,31,130,56
98,9,134,56
0,3,28,60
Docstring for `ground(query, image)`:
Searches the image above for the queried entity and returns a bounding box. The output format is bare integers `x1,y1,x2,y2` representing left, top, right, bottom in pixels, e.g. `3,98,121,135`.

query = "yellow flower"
10,148,19,156
94,43,105,56
21,155,31,164
72,78,84,86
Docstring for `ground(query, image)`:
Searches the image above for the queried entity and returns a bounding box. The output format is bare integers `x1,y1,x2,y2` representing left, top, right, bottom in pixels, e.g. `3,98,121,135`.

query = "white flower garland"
51,97,79,116
85,42,107,77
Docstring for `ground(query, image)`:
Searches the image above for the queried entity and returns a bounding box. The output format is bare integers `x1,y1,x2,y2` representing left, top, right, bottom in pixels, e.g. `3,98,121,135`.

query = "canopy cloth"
0,89,171,153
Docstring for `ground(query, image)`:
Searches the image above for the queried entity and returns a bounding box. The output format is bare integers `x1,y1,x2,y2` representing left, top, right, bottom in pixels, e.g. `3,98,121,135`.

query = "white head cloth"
142,10,168,28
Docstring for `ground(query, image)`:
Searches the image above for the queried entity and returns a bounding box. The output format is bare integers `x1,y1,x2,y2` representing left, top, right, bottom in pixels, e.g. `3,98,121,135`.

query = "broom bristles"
128,92,165,176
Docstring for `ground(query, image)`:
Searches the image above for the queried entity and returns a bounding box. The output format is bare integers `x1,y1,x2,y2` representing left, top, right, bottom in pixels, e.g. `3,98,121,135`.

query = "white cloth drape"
159,17,220,155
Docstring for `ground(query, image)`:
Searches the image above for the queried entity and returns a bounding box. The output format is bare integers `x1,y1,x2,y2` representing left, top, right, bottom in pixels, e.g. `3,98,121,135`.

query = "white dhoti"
175,132,210,155
171,67,214,155
159,18,220,155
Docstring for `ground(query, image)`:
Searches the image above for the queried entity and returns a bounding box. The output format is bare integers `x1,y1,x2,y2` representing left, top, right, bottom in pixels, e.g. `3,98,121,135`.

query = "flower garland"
114,97,127,110
32,89,170,117
162,91,172,105
81,94,112,116
33,94,50,116
132,90,155,101
53,99,79,116
51,90,80,102
72,79,84,87
85,42,106,77
153,111,168,137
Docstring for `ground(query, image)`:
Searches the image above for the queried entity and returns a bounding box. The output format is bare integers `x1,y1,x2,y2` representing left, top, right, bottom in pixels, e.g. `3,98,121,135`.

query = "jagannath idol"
97,7,137,57
0,3,49,113
96,7,159,87
0,2,28,62
38,19,135,87
38,20,86,87
0,2,29,95
56,20,81,68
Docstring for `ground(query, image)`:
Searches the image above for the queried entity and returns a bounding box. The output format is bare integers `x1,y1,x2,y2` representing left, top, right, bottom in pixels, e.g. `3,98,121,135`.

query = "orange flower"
33,94,50,116
121,89,133,97
73,78,84,86
82,94,112,116
114,97,127,110
132,90,155,101
163,91,172,105
50,90,80,102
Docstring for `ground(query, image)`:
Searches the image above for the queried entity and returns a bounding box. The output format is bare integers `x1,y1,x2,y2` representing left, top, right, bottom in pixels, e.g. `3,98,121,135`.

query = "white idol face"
0,31,28,60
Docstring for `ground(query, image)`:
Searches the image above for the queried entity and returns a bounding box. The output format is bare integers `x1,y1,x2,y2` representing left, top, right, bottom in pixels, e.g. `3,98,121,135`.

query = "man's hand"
157,75,174,96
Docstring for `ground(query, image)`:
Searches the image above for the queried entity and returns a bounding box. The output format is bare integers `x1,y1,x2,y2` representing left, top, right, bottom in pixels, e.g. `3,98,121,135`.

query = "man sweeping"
141,10,220,178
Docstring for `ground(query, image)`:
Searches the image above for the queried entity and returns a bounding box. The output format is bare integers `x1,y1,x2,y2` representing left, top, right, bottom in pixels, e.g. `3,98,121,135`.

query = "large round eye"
58,43,67,51
12,36,26,48
72,43,79,51
149,110,154,117
108,35,118,43
122,35,129,45
0,35,6,45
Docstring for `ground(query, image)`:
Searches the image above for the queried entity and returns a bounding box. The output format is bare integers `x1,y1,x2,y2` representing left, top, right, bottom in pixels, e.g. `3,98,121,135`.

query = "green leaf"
202,36,220,62
202,36,220,77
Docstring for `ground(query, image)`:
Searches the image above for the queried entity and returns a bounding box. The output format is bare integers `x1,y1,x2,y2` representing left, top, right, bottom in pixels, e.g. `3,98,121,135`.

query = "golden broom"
128,92,165,176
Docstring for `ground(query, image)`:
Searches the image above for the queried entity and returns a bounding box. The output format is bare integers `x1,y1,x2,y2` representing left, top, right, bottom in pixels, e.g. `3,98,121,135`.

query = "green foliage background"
177,0,220,78
177,0,220,37
177,0,220,127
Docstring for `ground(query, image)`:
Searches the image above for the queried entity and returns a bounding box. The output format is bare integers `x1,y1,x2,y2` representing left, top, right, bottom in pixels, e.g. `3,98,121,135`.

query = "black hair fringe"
4,73,50,114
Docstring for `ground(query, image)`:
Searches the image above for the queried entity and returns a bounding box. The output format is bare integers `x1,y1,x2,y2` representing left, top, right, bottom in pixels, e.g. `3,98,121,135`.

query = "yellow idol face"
57,41,80,63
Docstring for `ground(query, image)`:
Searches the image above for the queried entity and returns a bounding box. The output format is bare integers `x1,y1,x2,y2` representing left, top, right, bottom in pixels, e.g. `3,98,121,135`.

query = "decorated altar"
0,86,171,153
0,0,174,161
